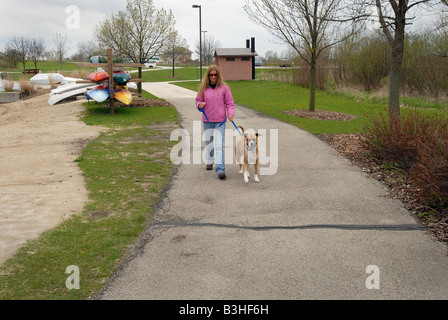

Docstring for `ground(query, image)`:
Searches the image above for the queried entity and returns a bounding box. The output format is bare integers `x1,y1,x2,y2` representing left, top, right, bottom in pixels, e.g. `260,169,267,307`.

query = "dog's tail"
238,126,244,133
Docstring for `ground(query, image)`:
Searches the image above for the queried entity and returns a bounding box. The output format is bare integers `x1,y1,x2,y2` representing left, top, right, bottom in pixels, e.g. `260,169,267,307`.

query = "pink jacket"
196,84,235,123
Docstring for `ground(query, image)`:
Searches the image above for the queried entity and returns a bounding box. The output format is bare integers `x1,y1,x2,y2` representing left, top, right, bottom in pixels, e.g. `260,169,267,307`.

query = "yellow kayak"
114,89,133,105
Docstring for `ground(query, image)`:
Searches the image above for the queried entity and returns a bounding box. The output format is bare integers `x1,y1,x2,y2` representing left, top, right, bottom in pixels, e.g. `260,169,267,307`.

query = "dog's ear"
256,133,261,137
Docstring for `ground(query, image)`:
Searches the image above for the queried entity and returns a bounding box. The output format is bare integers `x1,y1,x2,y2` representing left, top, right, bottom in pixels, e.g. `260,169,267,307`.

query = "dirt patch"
115,98,171,108
318,133,448,244
0,94,103,265
282,109,356,121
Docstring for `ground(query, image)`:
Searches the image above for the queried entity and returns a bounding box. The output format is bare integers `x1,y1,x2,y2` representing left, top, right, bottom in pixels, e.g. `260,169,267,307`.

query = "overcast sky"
0,0,289,59
0,0,442,60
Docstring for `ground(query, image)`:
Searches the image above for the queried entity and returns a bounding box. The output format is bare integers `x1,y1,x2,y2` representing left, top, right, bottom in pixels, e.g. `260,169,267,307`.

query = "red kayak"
89,71,109,82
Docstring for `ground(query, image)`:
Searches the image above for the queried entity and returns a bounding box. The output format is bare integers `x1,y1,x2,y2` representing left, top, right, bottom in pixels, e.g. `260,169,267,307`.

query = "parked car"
90,56,107,64
255,57,263,66
279,58,292,68
144,59,157,68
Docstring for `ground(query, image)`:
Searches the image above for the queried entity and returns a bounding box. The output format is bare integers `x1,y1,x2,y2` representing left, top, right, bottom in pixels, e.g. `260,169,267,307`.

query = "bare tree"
164,31,189,77
195,35,222,66
53,33,69,70
7,36,30,72
244,0,368,111
373,0,440,125
29,38,46,69
2,47,21,68
71,41,101,62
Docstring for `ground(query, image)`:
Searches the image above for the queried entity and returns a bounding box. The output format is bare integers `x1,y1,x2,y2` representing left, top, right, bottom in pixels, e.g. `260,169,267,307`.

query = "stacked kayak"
114,89,133,105
113,72,131,85
87,86,110,103
89,71,109,82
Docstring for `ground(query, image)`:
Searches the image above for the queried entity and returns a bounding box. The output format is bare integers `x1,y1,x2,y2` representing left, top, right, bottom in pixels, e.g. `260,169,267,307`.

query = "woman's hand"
198,102,206,109
228,116,234,122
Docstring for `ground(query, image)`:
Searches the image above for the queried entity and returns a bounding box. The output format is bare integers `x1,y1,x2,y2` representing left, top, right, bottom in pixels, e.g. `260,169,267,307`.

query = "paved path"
98,82,448,300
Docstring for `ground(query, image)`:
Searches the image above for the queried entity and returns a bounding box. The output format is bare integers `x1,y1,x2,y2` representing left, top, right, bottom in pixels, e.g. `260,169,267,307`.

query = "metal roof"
214,48,258,57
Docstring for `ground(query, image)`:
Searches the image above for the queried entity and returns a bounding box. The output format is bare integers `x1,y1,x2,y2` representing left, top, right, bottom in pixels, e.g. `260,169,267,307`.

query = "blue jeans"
203,122,226,175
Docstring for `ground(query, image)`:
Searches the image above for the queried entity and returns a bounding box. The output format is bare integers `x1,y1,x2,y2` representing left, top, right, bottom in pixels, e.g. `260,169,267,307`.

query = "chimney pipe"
246,39,250,49
251,37,256,80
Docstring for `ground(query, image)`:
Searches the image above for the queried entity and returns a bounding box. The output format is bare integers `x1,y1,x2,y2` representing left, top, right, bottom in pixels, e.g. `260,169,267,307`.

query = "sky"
0,0,289,60
0,0,443,61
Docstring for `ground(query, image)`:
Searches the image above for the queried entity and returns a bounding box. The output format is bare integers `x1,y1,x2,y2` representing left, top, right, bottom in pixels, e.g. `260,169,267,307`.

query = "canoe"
30,73,64,85
114,89,133,105
87,89,110,103
113,73,131,85
89,71,109,82
50,82,93,95
48,87,88,106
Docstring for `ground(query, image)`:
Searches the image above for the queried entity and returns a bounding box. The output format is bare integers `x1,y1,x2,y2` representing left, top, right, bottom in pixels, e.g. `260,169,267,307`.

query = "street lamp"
192,4,202,80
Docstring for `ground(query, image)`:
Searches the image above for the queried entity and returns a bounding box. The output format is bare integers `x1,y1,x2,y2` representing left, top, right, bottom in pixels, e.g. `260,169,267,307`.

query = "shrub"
292,55,328,90
2,79,15,92
364,109,448,211
19,79,36,98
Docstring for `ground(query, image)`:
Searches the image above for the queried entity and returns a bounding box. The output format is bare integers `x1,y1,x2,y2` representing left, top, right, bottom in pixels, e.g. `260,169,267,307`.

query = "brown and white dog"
235,126,261,183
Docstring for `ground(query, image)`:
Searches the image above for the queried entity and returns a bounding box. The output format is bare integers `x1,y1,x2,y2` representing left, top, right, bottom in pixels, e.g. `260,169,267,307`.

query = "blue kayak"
113,73,131,85
87,89,110,102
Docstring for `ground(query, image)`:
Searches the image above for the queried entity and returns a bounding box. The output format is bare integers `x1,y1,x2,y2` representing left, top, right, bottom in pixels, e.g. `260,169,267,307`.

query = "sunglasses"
209,73,218,77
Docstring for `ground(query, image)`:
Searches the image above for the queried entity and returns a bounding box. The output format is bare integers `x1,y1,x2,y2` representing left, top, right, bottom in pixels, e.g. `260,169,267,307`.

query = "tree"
8,36,30,72
53,33,69,70
29,38,46,69
71,41,101,62
95,0,175,64
244,0,367,111
195,34,222,66
2,47,21,68
372,1,447,126
164,31,189,77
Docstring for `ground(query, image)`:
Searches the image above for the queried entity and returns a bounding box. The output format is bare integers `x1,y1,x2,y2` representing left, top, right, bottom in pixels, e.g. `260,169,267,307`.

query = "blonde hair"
198,65,228,97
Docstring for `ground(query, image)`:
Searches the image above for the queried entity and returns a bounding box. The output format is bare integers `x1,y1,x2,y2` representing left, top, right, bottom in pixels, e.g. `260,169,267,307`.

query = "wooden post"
138,66,142,96
107,49,115,114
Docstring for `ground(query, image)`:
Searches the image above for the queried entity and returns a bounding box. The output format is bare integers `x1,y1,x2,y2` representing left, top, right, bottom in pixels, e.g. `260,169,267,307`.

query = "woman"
195,65,235,180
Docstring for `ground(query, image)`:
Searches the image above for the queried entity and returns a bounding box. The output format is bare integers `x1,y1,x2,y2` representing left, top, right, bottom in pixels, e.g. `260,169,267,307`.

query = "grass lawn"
175,80,386,134
0,91,179,300
175,79,447,135
140,66,200,83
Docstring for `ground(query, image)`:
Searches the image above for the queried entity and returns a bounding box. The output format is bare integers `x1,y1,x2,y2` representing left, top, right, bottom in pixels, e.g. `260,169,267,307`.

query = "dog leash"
199,108,242,136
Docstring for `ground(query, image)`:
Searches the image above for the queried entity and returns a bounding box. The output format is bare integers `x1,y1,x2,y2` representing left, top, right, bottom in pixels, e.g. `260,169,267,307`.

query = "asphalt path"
97,81,448,300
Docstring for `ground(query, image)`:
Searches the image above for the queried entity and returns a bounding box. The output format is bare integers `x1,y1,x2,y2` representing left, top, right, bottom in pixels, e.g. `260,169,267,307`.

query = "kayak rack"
76,49,146,114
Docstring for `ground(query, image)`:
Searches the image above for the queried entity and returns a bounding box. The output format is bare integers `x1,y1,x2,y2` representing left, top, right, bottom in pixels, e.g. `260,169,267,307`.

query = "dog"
235,126,261,183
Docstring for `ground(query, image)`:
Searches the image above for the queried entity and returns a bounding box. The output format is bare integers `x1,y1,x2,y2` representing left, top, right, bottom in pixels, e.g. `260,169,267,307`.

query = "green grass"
140,66,200,82
176,80,387,134
0,92,179,300
176,79,447,135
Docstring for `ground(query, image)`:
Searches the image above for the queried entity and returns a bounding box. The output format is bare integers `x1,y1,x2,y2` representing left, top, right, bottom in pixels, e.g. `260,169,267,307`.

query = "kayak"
30,73,64,85
48,87,90,106
89,71,109,82
113,73,131,85
87,88,110,103
114,89,133,105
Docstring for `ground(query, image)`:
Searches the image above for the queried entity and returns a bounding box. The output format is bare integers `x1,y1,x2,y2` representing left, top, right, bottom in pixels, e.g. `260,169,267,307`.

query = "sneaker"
218,172,226,180
206,164,213,170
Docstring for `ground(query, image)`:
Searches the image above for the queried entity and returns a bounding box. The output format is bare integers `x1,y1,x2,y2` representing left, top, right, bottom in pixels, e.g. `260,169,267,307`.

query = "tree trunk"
389,50,402,125
309,58,317,112
388,3,406,128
